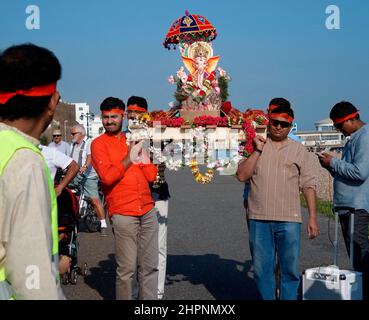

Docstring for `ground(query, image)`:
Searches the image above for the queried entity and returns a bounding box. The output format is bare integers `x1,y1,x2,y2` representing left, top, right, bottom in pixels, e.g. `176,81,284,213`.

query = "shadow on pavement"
166,254,260,300
84,253,116,300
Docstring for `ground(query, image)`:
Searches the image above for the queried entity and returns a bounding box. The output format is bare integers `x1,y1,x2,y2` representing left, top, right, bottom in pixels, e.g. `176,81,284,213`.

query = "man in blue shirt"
319,101,369,300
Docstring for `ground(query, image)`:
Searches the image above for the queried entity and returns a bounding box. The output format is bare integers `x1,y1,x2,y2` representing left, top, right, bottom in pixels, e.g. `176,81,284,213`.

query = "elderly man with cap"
237,97,319,300
318,101,369,299
49,128,70,156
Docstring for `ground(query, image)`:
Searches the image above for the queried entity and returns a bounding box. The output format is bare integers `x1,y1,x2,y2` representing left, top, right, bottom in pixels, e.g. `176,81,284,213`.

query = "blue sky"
1,0,368,130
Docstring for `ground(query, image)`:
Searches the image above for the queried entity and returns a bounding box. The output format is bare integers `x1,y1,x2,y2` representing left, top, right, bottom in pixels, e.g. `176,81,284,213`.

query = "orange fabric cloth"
91,132,157,217
127,105,147,112
0,83,57,104
269,112,294,123
333,111,359,125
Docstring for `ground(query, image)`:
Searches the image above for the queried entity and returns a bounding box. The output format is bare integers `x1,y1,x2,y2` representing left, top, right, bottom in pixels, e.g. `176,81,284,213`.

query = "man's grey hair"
72,124,86,135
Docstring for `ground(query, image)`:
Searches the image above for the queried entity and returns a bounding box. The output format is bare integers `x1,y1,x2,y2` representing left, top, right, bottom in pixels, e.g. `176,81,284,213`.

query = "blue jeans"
249,219,301,300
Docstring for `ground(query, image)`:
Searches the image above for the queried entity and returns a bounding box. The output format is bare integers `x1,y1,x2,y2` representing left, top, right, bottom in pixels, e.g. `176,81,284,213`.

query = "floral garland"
239,120,257,158
239,110,268,158
129,110,268,183
190,159,215,184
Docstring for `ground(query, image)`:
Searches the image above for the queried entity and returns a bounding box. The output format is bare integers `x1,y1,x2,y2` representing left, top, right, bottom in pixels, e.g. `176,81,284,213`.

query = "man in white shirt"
69,124,107,235
40,145,79,274
41,145,79,196
49,128,70,155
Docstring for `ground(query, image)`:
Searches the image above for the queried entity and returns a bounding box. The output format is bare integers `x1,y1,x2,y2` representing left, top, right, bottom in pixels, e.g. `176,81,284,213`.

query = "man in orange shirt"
91,97,158,300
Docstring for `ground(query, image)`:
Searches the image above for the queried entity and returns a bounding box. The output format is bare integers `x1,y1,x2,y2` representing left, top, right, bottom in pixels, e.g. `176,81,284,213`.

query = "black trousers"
339,209,369,299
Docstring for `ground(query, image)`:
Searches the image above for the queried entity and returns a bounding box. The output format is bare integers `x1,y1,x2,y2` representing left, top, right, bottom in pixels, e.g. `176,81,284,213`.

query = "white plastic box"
303,265,362,300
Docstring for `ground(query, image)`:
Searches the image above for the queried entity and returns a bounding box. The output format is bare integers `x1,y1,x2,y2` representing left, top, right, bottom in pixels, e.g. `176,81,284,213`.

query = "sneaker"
100,227,108,237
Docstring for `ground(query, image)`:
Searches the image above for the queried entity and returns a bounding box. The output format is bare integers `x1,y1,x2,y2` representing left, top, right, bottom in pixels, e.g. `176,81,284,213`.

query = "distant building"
295,118,345,151
315,118,335,131
43,100,79,144
89,115,104,138
74,102,102,138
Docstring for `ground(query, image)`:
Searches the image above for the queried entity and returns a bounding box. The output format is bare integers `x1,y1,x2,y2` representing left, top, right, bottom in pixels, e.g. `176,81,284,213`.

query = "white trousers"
156,200,169,297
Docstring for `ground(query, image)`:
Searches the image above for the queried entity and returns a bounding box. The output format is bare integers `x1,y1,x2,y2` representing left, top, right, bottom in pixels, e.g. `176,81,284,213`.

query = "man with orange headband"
319,101,369,299
126,96,172,300
91,97,159,300
0,44,65,299
126,95,149,121
237,98,319,300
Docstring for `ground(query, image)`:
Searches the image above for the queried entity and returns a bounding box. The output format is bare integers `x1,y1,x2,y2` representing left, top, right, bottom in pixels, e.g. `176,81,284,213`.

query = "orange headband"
269,113,294,123
0,83,57,104
127,105,147,112
268,105,279,113
333,111,359,125
101,108,124,115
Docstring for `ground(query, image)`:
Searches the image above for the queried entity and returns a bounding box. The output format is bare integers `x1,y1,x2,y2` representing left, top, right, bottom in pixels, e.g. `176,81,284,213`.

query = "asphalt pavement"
62,168,348,300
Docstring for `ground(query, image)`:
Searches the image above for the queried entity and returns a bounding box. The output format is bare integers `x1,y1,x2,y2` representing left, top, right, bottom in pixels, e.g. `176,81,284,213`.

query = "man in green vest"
0,44,65,299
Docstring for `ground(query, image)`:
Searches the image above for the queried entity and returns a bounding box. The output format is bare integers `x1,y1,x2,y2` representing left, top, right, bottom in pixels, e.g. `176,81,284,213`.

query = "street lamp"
63,120,68,141
80,112,95,138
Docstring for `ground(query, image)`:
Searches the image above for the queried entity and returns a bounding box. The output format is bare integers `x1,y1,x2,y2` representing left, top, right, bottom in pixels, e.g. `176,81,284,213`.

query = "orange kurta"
91,132,157,217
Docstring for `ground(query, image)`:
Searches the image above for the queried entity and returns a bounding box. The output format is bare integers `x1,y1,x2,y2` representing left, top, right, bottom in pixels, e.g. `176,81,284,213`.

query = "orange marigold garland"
190,159,215,184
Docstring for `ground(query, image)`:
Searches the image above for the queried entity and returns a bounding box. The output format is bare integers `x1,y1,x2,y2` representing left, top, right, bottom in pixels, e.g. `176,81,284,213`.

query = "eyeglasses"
270,119,292,128
71,132,81,136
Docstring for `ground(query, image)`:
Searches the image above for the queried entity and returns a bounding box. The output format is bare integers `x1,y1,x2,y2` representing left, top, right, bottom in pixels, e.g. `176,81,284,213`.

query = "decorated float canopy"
163,11,217,50
125,11,268,184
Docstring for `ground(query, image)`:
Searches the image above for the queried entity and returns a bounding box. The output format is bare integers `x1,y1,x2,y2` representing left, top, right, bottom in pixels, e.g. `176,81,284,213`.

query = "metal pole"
334,208,338,266
349,209,355,270
86,114,90,138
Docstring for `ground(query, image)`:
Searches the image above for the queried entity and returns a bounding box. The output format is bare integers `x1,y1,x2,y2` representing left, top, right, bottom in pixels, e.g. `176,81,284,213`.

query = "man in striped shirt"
237,98,319,300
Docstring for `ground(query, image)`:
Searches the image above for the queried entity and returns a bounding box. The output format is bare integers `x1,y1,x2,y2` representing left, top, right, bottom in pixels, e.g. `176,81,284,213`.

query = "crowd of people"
0,43,368,300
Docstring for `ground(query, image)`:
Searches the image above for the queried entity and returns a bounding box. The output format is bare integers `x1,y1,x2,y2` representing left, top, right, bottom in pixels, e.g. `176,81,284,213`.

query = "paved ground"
62,168,348,300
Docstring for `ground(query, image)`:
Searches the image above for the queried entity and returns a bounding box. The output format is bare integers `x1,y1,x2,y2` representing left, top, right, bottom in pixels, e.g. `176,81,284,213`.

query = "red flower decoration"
222,101,232,114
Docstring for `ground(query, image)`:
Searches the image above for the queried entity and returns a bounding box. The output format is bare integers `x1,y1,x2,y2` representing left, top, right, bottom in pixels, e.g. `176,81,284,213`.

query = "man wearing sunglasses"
69,124,107,235
48,128,70,156
318,101,369,299
237,98,319,300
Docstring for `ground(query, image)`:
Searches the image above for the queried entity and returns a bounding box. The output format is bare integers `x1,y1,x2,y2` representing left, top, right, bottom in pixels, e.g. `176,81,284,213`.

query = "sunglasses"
270,119,292,128
53,135,62,137
71,132,81,136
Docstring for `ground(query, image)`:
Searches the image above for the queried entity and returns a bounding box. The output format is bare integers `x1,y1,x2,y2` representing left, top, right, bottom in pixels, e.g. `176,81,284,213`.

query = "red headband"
333,111,359,125
127,105,147,112
102,109,125,115
268,105,279,113
0,83,57,104
269,113,294,123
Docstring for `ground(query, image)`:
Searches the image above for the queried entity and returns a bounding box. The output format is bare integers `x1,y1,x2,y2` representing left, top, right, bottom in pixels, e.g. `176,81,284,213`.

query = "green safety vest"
0,130,59,300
